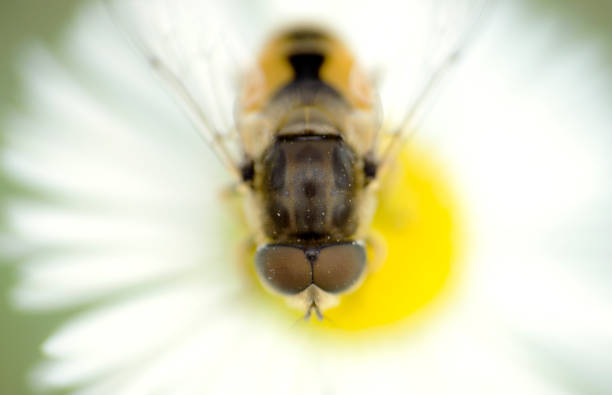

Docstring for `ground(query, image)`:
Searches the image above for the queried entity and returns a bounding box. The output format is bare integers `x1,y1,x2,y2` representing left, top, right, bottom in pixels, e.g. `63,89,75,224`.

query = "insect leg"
365,231,388,273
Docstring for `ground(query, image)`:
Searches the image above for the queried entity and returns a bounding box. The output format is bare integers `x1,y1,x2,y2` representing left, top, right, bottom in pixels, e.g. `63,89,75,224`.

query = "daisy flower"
2,1,612,394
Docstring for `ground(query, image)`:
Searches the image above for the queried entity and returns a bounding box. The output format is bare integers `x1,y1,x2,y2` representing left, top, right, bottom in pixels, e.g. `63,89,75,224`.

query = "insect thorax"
256,134,363,243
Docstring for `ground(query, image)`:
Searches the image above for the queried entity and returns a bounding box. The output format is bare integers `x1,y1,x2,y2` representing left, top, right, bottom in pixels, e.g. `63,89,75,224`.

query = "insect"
240,29,380,318
107,0,489,320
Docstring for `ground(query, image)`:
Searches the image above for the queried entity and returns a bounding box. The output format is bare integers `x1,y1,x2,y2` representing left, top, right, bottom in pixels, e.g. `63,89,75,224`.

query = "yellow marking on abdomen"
240,29,375,113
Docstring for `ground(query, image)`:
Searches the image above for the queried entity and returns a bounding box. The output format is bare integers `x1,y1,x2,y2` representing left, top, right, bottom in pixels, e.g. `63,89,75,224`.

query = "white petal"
5,1,612,395
33,280,242,387
11,242,231,309
3,61,221,208
422,4,612,242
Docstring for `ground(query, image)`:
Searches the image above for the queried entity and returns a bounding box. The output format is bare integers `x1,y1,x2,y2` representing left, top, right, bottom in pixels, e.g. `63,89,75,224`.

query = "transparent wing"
364,0,495,166
106,0,256,179
106,0,493,175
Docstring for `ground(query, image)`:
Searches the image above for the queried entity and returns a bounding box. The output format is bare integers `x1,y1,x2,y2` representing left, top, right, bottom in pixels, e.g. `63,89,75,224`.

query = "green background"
1,3,81,394
1,1,611,394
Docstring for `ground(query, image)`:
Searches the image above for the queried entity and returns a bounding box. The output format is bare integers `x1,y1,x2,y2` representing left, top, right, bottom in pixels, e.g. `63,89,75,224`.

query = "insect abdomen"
241,27,373,113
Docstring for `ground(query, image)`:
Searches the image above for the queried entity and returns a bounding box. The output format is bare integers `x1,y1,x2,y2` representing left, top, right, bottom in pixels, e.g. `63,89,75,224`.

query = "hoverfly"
107,0,490,320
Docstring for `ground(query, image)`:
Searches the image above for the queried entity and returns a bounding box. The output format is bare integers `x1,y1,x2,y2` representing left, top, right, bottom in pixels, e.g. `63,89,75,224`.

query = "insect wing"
356,0,494,164
107,0,493,174
106,0,255,178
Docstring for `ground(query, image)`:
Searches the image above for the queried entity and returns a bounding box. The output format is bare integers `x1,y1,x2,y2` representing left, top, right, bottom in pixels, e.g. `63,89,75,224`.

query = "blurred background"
0,0,611,394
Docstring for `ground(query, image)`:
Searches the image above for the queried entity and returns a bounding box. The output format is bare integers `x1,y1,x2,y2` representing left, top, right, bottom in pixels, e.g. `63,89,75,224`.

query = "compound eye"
255,245,312,294
312,242,366,294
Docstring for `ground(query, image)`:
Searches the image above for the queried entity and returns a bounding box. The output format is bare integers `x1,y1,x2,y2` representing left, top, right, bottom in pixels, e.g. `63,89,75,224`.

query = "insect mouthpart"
254,242,366,297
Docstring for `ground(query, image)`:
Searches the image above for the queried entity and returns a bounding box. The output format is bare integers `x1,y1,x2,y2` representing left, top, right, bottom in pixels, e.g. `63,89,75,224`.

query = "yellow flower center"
235,144,461,336
322,145,461,332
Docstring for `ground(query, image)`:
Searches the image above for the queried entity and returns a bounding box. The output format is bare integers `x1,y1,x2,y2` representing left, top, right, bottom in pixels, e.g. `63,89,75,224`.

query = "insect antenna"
305,302,324,322
290,301,326,328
